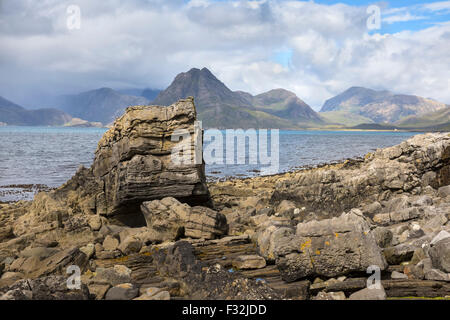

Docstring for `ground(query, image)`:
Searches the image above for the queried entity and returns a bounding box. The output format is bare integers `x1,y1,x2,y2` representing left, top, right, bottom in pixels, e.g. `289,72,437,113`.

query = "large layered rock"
272,211,387,282
92,97,210,217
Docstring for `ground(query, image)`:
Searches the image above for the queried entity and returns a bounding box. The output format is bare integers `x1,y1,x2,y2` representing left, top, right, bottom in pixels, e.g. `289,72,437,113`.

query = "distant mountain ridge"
153,68,323,128
0,96,72,126
56,88,149,125
320,86,447,124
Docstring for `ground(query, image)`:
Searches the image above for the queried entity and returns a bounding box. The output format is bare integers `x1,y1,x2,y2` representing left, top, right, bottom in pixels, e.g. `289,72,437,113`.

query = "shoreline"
0,155,366,204
0,124,447,133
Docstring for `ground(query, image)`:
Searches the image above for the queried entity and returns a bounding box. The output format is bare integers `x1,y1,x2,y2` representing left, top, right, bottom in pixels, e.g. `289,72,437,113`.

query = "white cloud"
422,1,450,12
383,12,427,24
0,0,449,110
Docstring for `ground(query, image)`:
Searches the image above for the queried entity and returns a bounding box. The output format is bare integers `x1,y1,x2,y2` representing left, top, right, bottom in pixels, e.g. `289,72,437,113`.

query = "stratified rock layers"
92,98,209,217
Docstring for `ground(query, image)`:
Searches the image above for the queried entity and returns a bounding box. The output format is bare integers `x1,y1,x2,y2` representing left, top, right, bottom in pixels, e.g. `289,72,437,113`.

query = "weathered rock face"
92,98,210,217
0,276,90,300
270,133,450,215
140,197,228,241
273,211,387,282
429,237,450,273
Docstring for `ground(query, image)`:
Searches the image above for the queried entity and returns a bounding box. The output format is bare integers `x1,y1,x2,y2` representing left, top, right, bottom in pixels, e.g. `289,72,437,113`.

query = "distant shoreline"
0,124,445,133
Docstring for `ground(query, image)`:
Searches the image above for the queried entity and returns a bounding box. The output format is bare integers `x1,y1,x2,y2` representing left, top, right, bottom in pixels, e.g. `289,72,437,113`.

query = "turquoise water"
0,126,417,201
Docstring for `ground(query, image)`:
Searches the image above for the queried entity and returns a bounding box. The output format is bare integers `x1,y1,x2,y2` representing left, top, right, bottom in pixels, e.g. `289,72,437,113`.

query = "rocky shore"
0,98,449,300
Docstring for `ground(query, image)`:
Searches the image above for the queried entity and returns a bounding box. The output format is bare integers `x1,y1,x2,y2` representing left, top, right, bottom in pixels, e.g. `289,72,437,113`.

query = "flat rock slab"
232,255,266,270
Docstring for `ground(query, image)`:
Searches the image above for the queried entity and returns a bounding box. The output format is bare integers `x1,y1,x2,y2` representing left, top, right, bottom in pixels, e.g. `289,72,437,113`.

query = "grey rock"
92,98,211,217
105,283,139,300
141,197,228,241
313,291,346,300
412,195,433,207
276,200,297,218
424,269,450,282
102,235,119,252
257,207,275,216
117,236,142,256
92,265,132,286
362,202,382,218
438,185,450,198
255,221,295,263
430,230,450,245
275,211,387,282
428,237,450,273
349,287,386,300
232,255,266,270
372,227,393,248
391,271,408,279
0,275,90,300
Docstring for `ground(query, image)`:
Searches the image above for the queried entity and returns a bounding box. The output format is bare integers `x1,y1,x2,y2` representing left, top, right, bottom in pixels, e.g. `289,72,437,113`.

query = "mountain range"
153,68,323,128
1,68,449,130
0,96,72,126
319,86,448,126
55,88,150,125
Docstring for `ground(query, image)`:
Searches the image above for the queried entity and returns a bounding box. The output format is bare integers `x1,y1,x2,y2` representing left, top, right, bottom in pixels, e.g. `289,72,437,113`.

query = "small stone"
102,235,119,252
430,230,450,245
105,283,139,300
93,265,132,286
438,185,450,198
117,236,142,256
79,244,95,260
313,291,346,300
391,271,408,279
232,255,266,270
88,215,102,231
424,269,450,282
349,287,386,300
88,283,111,300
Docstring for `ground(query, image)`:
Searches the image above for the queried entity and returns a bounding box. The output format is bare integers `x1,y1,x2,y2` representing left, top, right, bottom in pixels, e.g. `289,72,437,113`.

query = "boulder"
79,244,95,260
87,215,102,231
276,200,297,218
9,247,88,279
0,275,90,300
88,283,111,300
438,185,450,198
391,271,408,280
274,211,387,282
424,269,450,282
105,283,139,300
91,265,132,286
255,221,295,263
0,226,13,242
91,98,210,217
117,236,142,256
313,291,346,300
348,287,386,300
141,197,228,241
232,255,266,270
428,237,450,273
372,227,393,248
102,235,119,252
134,287,171,300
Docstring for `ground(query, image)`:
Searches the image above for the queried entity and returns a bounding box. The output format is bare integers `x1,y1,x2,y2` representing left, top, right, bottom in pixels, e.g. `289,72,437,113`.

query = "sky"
0,0,449,110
